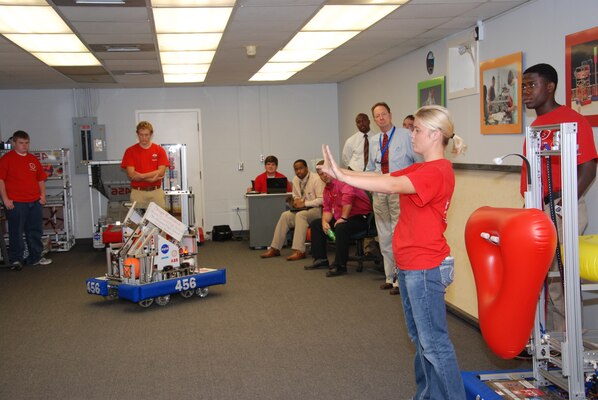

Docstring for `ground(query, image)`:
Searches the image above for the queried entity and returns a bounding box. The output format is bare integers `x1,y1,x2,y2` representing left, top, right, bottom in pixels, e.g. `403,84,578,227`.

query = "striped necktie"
381,133,389,174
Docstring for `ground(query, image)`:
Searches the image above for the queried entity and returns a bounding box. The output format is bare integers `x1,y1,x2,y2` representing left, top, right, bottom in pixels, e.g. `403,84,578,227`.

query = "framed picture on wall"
566,26,598,127
417,76,445,108
479,52,522,134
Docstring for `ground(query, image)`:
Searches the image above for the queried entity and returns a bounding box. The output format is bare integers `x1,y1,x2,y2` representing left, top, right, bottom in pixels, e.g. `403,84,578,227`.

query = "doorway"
135,109,205,229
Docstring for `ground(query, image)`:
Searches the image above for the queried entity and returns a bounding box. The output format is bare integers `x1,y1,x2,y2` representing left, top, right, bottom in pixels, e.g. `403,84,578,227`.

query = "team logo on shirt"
443,200,450,223
152,153,158,161
29,162,37,171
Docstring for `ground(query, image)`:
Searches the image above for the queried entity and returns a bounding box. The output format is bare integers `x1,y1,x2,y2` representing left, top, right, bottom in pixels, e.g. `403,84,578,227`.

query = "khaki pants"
372,192,400,286
130,188,166,210
270,208,321,252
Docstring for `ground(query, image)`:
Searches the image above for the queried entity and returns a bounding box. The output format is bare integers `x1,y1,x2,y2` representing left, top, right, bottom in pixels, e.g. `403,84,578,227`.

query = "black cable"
546,154,565,293
231,209,244,241
91,165,108,198
235,209,244,231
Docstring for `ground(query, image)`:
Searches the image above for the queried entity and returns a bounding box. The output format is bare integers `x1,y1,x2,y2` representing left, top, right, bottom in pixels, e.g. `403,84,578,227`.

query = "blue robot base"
86,268,226,307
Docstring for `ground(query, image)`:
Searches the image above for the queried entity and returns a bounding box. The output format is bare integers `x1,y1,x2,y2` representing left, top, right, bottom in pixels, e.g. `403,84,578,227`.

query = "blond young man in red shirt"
121,121,169,209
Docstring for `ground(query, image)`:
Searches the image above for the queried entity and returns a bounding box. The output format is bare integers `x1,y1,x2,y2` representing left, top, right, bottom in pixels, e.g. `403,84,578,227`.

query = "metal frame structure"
87,159,126,235
467,122,594,399
526,122,585,398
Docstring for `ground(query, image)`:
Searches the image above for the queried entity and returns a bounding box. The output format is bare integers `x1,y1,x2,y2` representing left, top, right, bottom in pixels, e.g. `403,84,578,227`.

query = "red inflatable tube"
465,207,556,359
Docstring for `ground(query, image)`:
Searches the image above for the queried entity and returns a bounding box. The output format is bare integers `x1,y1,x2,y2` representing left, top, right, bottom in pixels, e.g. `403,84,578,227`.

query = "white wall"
337,0,598,319
338,0,598,232
338,0,598,230
0,84,339,237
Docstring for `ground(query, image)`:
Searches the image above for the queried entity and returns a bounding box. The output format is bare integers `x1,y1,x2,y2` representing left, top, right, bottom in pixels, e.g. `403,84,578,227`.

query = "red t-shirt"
253,171,291,193
0,150,47,202
391,159,454,270
520,106,597,196
121,143,169,189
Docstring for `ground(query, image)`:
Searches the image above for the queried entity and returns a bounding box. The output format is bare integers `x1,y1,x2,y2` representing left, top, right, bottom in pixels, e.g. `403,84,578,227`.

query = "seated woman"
248,155,291,193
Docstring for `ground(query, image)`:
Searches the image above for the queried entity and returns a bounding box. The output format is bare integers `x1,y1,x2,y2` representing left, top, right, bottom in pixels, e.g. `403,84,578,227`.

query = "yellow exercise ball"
580,235,598,282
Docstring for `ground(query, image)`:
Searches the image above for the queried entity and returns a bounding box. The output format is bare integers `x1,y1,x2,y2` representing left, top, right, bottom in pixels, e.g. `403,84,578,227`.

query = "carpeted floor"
0,239,526,400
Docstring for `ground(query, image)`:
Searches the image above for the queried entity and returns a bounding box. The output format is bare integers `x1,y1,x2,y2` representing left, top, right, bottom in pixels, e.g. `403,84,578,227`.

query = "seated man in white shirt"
261,159,324,261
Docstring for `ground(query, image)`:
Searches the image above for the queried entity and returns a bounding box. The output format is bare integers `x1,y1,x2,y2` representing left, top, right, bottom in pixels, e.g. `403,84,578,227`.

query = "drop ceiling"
0,0,530,89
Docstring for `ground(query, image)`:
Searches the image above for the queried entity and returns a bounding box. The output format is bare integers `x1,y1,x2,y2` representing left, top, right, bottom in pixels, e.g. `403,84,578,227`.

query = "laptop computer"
266,177,288,194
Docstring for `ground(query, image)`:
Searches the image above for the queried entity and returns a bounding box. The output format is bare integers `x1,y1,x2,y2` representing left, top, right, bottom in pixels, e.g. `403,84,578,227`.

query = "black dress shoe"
326,265,347,277
389,287,401,296
304,259,329,270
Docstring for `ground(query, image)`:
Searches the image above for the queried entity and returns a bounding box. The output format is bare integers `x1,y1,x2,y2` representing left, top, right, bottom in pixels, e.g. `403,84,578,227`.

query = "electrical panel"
73,117,106,174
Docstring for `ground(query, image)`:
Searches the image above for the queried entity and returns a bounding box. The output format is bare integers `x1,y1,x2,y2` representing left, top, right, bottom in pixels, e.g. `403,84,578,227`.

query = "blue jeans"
397,258,466,400
7,201,44,265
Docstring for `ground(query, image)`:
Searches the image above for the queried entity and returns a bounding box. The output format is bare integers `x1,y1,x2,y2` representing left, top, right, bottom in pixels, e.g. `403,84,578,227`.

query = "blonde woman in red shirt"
319,105,467,400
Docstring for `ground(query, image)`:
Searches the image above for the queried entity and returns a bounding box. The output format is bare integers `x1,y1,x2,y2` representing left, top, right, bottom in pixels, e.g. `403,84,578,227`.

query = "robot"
85,202,225,307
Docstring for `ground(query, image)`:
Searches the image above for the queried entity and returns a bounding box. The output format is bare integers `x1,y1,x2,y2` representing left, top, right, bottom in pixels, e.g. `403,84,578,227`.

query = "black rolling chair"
349,212,381,272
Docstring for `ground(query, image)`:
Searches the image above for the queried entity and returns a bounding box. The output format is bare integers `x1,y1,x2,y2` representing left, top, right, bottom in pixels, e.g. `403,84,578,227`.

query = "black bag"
212,225,233,241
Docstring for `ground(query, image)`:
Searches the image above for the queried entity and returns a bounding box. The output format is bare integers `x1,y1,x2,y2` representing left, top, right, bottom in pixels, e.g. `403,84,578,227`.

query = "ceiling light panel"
160,50,215,64
257,62,310,73
151,1,235,83
303,5,399,31
151,0,235,6
0,3,101,73
254,2,404,83
162,64,209,74
32,52,101,66
163,73,206,83
0,6,72,33
4,34,87,52
153,8,233,33
269,49,333,63
157,33,222,51
0,0,47,4
285,31,359,50
249,71,296,82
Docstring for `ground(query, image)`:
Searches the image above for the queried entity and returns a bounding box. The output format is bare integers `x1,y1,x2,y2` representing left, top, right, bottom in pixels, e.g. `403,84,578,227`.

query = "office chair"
349,212,381,272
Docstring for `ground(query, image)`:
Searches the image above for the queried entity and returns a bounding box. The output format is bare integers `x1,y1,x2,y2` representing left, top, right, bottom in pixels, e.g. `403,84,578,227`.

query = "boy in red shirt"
121,121,169,209
0,130,51,269
248,155,291,193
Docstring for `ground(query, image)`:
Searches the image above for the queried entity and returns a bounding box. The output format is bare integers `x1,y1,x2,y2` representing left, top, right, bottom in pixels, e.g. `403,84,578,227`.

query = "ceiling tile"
0,0,533,88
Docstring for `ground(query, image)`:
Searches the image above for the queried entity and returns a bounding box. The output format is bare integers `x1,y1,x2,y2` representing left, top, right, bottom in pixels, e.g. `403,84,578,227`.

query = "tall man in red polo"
520,63,597,331
121,121,169,209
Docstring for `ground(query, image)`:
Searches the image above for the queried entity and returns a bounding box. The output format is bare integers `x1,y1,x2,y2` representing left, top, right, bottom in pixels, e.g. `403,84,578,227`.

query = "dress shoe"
389,287,401,296
326,265,347,277
379,282,393,290
260,248,280,258
287,250,306,261
304,259,329,270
